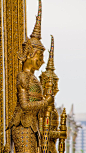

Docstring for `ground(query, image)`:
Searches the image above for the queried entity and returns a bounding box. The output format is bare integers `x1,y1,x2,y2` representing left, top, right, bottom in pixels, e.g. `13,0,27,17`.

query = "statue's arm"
17,72,53,111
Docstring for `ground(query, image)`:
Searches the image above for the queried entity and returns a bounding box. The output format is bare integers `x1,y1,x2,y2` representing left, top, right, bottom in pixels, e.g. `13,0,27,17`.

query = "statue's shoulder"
17,71,29,88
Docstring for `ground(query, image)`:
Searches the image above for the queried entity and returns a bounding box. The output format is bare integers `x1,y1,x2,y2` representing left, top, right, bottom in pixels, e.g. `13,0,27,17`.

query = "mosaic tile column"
3,0,27,151
0,0,4,152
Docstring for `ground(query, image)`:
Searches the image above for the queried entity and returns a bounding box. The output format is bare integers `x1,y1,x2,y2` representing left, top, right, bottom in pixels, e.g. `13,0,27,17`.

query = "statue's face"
32,49,44,70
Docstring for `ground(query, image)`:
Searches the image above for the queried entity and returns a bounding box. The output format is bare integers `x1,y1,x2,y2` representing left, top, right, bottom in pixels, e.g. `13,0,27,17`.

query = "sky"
26,0,86,114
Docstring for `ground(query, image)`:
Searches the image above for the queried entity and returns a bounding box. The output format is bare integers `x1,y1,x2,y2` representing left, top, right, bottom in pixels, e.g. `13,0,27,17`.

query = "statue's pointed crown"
46,35,55,70
18,0,45,61
30,0,42,39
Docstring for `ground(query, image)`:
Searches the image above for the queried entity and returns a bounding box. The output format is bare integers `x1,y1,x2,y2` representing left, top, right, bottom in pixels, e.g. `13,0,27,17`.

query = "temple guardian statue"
2,0,67,152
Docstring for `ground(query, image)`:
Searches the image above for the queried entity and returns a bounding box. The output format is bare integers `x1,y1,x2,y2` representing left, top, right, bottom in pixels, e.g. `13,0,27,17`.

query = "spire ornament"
39,35,59,96
46,35,55,70
30,0,42,39
30,0,45,51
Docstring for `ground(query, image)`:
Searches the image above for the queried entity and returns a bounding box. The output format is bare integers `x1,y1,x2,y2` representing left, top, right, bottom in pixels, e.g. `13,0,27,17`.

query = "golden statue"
39,35,67,153
1,0,67,152
4,0,53,152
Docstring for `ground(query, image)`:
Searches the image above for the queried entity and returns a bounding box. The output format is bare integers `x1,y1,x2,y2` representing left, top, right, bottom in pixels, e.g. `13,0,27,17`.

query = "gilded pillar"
3,0,27,151
0,0,4,152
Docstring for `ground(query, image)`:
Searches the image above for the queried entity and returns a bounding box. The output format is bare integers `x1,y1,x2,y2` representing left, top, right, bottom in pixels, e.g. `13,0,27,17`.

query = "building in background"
56,104,81,153
75,113,86,153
